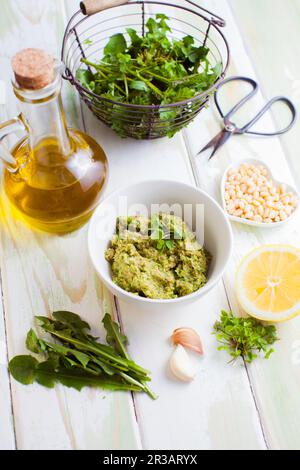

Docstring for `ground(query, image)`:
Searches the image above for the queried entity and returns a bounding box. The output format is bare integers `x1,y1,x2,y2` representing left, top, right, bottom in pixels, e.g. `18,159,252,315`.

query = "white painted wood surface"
0,0,140,451
0,278,15,450
0,52,16,451
0,0,299,450
229,0,300,189
185,0,300,450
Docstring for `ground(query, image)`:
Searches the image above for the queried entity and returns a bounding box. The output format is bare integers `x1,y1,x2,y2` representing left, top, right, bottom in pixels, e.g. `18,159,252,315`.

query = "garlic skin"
172,327,204,355
169,344,196,382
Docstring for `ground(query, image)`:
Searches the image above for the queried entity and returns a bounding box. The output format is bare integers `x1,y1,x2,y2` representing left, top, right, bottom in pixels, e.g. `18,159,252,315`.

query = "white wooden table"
1,0,300,450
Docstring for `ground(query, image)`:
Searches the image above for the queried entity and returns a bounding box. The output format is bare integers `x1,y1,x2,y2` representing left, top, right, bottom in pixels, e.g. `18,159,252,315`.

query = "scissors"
198,76,297,160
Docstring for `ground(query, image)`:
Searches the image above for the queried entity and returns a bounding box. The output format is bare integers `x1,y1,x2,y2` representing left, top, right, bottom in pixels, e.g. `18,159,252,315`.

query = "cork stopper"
12,48,55,90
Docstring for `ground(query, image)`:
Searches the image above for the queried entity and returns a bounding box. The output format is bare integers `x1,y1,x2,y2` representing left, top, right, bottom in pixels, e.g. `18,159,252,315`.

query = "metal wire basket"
61,0,230,139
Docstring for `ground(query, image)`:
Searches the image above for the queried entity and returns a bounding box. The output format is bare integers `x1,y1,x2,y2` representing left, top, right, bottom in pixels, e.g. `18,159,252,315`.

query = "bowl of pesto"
88,180,233,308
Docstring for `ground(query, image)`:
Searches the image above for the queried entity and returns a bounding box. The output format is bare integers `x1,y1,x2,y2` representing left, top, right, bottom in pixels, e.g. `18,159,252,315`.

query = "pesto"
105,214,210,299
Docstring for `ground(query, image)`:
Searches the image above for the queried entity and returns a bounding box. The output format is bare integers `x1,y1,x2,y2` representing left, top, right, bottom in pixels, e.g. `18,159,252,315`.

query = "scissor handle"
214,76,258,120
214,76,297,137
242,96,297,136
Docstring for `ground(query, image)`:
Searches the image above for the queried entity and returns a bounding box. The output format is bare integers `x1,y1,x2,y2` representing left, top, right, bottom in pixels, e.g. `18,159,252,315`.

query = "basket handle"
79,1,226,26
80,0,128,15
185,1,226,27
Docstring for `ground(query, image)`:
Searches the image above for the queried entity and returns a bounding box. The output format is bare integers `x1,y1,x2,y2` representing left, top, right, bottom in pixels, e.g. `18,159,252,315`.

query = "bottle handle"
0,113,28,171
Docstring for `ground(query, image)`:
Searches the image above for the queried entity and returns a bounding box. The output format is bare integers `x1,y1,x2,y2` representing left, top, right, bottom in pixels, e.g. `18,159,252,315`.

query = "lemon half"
236,245,300,322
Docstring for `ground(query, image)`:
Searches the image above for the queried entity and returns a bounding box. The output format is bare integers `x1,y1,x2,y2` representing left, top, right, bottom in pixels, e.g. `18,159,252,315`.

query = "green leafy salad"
9,311,156,399
76,14,222,137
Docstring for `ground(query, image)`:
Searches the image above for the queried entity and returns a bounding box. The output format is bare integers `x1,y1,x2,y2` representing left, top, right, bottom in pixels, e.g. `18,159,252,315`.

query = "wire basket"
61,0,230,139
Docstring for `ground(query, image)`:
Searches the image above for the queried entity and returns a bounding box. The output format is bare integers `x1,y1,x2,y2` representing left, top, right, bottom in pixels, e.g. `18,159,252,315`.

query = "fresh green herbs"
9,311,156,399
116,213,185,251
213,310,279,364
149,213,186,251
76,14,221,138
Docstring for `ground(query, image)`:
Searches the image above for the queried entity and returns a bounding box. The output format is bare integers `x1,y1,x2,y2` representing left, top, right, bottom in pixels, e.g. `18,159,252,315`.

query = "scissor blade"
197,130,224,154
197,130,231,159
208,130,232,160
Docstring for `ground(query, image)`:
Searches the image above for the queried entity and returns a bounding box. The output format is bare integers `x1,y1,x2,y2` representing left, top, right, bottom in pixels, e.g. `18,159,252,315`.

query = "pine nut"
224,162,298,224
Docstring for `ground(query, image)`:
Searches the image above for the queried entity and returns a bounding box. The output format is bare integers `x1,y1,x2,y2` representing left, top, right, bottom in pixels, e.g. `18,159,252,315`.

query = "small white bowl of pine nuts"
221,159,299,228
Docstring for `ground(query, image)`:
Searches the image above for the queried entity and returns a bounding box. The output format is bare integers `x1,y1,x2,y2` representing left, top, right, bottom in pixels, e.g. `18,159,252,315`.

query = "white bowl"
221,159,299,228
88,180,233,309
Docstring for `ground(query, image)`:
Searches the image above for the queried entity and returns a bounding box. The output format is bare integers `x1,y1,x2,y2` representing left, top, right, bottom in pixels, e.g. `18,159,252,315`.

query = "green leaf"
116,53,132,73
265,348,275,360
9,355,38,385
102,313,129,360
183,35,194,47
156,13,169,21
212,62,223,77
126,28,142,48
35,316,56,331
10,356,141,392
76,68,94,89
104,33,127,56
45,341,91,368
212,310,279,364
55,368,141,392
36,313,97,343
26,329,45,354
146,18,159,34
188,46,208,65
53,311,90,333
91,357,116,376
36,322,148,378
129,80,148,92
36,360,57,388
10,309,156,399
165,240,174,250
62,356,79,368
156,239,165,251
159,106,177,122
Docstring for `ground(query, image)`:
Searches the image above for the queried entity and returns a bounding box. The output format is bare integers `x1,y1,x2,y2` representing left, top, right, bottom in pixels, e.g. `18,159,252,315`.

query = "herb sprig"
150,214,185,251
213,310,279,364
76,14,221,138
9,311,156,399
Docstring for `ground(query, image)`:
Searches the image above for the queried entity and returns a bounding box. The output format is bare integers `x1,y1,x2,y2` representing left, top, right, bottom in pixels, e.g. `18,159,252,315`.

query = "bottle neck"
13,72,71,158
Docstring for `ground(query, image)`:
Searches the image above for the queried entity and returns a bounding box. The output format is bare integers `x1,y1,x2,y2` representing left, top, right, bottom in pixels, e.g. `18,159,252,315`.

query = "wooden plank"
0,0,140,450
118,290,267,450
229,0,300,188
0,275,15,450
0,57,17,453
184,0,300,450
82,122,267,450
73,0,268,449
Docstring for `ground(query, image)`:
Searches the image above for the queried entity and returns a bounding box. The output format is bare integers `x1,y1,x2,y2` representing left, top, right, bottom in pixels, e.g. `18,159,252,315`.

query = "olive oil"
0,48,108,233
4,130,107,232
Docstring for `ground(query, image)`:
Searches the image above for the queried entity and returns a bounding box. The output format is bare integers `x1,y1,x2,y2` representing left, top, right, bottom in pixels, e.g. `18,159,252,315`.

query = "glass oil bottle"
0,48,108,233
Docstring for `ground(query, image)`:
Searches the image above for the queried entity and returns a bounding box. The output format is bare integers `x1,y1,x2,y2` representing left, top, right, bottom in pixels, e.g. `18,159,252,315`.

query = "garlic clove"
171,327,204,355
169,344,196,382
